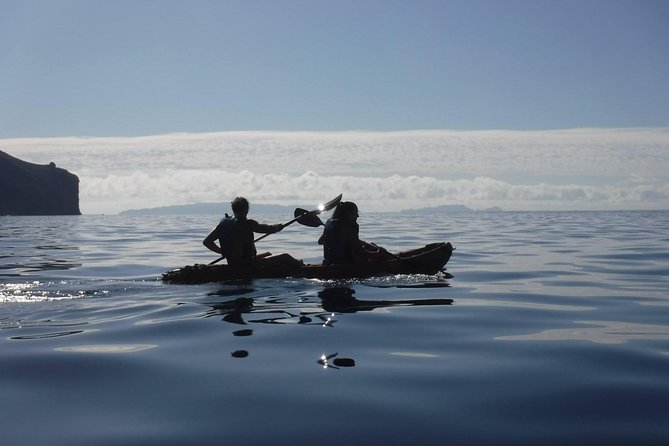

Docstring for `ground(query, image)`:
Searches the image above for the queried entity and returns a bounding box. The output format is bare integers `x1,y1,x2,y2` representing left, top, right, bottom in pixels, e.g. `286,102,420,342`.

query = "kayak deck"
162,242,453,284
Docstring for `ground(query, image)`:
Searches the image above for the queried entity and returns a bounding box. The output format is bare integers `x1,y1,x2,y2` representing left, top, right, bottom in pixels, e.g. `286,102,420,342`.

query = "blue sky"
1,0,668,137
1,1,668,213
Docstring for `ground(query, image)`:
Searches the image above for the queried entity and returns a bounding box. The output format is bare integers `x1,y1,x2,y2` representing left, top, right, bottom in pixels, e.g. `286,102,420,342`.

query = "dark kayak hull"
162,242,453,284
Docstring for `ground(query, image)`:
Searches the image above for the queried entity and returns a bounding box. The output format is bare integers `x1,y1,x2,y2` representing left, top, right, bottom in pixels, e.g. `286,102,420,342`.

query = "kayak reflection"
204,295,333,326
318,286,453,313
203,285,454,364
318,352,356,369
205,285,453,330
203,285,453,325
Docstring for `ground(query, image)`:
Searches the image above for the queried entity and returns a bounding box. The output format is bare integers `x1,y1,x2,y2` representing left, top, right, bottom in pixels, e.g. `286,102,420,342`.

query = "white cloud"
2,128,668,213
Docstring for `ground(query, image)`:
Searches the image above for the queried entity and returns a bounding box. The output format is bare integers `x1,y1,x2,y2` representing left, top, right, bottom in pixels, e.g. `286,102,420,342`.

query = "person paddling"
204,197,302,267
317,201,394,265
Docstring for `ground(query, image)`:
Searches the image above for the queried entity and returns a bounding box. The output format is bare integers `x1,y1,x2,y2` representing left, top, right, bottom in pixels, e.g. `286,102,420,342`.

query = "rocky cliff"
0,150,81,215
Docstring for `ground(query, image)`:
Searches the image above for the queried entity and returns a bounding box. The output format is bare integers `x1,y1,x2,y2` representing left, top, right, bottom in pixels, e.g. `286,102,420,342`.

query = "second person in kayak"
318,201,393,265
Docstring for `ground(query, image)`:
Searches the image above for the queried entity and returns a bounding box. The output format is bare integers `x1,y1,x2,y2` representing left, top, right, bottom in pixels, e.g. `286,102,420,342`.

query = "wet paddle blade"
320,194,342,212
294,208,324,227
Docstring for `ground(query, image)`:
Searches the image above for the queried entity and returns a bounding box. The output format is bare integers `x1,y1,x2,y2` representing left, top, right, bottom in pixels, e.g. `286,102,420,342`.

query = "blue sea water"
1,211,668,445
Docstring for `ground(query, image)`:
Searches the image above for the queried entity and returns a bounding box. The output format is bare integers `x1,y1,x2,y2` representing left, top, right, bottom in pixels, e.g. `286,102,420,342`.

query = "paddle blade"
320,194,342,213
294,208,324,227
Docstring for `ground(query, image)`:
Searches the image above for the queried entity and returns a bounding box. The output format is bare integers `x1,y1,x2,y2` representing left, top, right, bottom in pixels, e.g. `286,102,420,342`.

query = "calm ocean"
2,211,668,445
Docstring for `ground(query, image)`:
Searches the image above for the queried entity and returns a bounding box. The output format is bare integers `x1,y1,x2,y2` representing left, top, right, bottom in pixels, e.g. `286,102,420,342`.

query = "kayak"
162,242,453,284
163,242,453,284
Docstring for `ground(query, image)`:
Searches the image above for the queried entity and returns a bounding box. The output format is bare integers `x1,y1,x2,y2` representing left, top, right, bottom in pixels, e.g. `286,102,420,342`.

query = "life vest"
217,217,256,265
321,218,358,264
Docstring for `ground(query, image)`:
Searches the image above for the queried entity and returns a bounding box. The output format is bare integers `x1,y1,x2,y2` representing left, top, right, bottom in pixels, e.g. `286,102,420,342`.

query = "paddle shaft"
253,210,317,243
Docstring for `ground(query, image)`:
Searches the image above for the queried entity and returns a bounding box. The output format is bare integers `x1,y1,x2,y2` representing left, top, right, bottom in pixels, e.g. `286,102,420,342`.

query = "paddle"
253,193,341,243
208,194,342,265
293,208,324,227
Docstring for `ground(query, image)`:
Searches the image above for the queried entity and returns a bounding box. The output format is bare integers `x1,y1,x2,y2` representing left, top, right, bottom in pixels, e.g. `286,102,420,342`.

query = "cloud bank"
2,128,668,214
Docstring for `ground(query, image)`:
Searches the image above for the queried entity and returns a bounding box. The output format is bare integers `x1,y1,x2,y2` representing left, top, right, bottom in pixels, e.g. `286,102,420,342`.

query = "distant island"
120,202,502,215
119,202,300,216
0,150,80,215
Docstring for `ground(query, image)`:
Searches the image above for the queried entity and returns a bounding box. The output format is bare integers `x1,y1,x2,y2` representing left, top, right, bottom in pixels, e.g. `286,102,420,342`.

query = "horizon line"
2,126,668,141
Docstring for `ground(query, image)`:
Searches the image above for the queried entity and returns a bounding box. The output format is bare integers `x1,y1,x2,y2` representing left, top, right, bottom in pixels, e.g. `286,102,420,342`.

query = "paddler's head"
231,197,250,219
333,201,359,222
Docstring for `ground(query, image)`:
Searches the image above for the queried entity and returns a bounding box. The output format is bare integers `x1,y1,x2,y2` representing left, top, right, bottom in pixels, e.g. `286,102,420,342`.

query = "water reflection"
205,295,334,327
497,320,669,344
11,330,85,340
0,258,83,272
55,344,157,353
206,297,255,324
207,288,255,297
204,285,454,324
204,284,454,364
0,233,81,276
318,352,356,369
318,286,454,313
0,281,93,302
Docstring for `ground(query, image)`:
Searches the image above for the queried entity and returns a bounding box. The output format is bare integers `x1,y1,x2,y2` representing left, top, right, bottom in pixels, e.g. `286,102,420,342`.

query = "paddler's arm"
361,240,380,253
203,227,223,254
360,240,397,260
249,220,283,234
